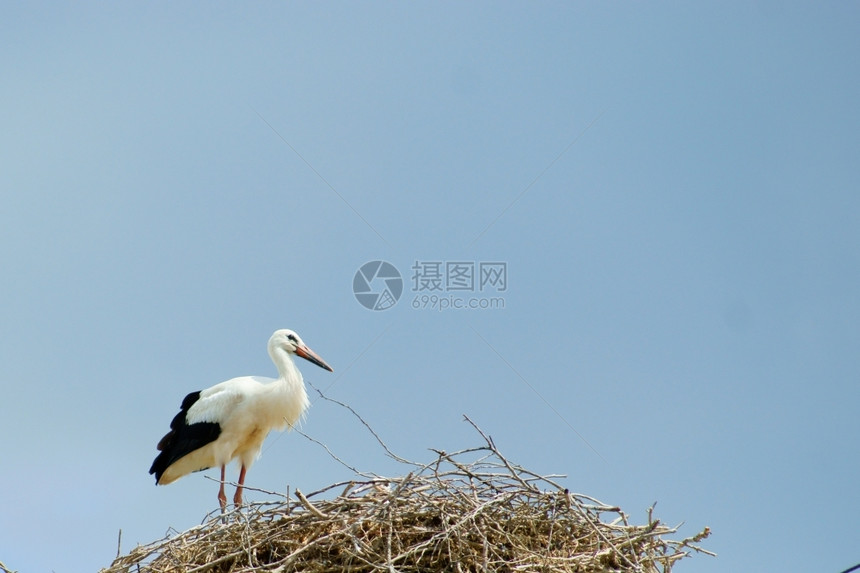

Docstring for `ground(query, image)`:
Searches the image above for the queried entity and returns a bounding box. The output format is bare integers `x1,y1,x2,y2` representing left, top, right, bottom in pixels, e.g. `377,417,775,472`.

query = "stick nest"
104,422,711,573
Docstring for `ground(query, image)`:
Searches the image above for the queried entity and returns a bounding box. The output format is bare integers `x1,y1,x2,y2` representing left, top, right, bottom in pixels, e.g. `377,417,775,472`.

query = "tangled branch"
104,416,711,573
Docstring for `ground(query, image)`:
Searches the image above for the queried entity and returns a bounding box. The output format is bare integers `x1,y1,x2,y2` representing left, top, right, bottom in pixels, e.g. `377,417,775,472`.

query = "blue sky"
2,3,859,571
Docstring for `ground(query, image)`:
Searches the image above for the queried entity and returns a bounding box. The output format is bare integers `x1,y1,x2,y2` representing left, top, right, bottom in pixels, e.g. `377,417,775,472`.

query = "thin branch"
307,383,416,466
295,428,375,478
295,489,327,518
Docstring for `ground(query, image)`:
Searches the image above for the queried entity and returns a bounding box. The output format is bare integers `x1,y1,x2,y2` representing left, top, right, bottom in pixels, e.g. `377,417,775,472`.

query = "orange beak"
295,344,334,372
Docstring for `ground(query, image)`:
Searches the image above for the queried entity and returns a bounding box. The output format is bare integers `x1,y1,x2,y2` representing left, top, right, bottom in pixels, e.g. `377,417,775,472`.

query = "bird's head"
269,329,334,372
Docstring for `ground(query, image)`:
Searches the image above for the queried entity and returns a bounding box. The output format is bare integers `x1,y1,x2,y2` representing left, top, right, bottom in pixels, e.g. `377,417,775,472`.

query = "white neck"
265,345,310,428
270,346,302,384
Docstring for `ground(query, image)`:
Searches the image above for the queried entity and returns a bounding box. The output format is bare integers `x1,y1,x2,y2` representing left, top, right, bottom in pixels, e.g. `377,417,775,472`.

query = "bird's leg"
218,465,228,512
233,464,247,507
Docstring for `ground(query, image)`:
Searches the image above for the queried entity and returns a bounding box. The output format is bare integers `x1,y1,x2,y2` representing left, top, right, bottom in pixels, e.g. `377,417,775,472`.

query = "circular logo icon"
353,261,403,311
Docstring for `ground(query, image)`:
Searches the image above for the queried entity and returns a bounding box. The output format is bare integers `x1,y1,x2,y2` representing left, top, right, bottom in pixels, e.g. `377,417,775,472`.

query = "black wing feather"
149,391,222,483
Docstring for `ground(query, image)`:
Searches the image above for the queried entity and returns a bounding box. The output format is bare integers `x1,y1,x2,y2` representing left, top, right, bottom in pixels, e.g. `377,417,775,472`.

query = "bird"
149,328,333,510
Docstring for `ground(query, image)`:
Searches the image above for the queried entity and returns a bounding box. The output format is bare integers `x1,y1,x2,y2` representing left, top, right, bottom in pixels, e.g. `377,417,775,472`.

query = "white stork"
149,329,333,510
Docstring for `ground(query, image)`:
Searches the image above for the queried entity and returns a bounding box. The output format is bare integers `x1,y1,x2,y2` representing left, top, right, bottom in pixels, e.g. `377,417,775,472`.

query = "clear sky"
2,3,858,572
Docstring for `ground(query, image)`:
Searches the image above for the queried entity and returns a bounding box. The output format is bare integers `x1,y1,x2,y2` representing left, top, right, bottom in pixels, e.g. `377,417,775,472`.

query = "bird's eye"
287,334,298,343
